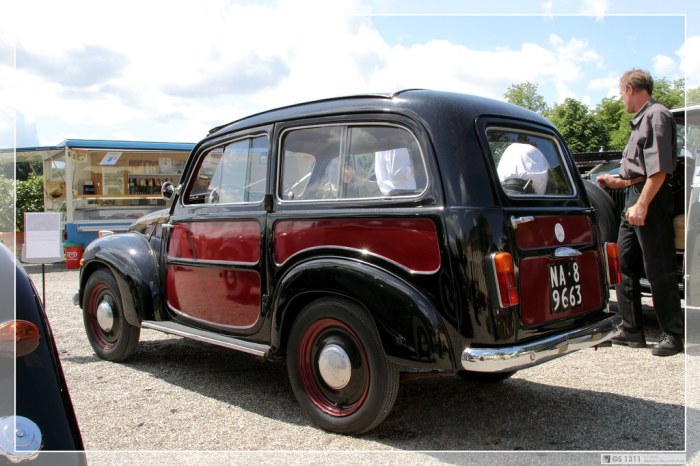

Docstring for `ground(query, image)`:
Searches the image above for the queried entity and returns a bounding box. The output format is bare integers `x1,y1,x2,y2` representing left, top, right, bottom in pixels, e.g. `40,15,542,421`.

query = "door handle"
510,215,534,229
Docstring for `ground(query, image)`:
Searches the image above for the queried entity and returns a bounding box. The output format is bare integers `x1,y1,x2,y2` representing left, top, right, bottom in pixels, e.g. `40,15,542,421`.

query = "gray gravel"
24,262,692,465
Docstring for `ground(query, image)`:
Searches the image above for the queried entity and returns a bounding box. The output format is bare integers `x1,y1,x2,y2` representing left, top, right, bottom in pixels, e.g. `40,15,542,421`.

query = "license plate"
548,261,582,313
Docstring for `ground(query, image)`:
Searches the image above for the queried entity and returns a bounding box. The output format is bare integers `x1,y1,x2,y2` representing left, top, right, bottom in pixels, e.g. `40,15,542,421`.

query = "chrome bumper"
461,314,622,373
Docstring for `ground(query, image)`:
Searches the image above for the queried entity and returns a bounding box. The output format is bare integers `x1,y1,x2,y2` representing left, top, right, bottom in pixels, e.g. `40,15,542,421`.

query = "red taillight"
604,242,621,286
0,320,41,358
492,252,519,307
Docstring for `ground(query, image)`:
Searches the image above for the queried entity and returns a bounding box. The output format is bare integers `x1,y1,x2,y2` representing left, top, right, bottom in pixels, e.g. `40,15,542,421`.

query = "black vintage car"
0,244,85,464
76,90,622,434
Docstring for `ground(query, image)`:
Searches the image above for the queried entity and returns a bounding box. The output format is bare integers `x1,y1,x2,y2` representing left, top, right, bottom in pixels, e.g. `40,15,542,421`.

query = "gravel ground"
24,262,691,466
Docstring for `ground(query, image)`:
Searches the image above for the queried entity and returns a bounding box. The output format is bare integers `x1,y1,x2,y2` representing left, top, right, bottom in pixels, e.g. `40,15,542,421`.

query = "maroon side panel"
166,266,260,328
168,221,261,263
518,251,603,326
273,219,441,273
166,220,262,328
515,216,593,250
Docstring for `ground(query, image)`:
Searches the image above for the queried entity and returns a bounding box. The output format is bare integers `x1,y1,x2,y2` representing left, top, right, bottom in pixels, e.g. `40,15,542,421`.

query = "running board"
141,320,270,359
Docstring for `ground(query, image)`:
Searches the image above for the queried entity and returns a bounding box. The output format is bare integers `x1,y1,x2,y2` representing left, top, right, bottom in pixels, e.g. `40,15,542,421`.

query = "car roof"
208,89,550,137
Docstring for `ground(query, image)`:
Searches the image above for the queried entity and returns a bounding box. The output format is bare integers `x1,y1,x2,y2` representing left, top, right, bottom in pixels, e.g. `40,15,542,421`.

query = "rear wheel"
584,180,619,243
287,298,399,434
82,268,140,361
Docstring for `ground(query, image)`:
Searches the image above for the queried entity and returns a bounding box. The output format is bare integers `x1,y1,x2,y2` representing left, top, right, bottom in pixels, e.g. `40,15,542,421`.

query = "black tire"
82,268,140,361
287,298,399,434
456,370,516,383
583,180,619,243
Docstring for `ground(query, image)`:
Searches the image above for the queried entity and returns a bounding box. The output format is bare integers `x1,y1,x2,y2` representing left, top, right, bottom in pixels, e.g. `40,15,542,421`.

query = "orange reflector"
604,242,621,286
0,320,41,358
492,252,519,307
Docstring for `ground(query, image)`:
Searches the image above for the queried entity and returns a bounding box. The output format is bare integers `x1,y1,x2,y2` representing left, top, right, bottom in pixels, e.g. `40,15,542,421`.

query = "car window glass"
280,125,426,201
185,135,269,205
488,129,574,197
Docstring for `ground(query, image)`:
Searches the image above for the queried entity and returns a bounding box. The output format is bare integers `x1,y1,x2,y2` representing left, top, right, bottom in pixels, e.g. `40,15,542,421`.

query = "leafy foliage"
546,98,608,153
0,175,14,232
504,82,549,115
16,173,44,231
688,87,700,106
504,77,694,152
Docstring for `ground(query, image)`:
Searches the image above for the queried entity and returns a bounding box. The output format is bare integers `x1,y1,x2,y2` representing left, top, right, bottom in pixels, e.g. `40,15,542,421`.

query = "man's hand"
626,202,648,226
596,173,623,190
625,172,667,227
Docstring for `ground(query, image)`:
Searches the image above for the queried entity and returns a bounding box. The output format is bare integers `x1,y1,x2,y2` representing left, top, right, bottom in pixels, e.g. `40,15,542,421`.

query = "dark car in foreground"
0,243,85,464
76,89,622,434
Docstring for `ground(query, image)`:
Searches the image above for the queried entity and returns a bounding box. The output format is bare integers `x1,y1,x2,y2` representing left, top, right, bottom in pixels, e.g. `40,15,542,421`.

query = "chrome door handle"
510,216,534,229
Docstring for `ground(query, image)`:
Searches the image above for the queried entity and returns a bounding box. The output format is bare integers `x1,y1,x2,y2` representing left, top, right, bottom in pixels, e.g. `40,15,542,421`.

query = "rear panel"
481,122,609,338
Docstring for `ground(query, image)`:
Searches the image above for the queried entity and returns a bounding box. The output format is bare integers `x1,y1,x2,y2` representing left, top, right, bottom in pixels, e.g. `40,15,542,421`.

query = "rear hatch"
483,124,611,338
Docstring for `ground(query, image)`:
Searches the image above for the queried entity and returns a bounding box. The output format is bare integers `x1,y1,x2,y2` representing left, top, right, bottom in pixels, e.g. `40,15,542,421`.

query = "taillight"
491,252,519,307
0,320,41,358
604,242,621,286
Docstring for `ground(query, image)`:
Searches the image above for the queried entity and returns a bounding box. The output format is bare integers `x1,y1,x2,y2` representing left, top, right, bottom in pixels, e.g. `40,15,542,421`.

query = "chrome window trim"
181,133,270,207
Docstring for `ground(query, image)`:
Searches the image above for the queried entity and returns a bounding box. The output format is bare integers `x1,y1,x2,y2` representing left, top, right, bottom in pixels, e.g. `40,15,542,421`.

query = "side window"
279,124,427,201
185,135,269,205
487,128,574,197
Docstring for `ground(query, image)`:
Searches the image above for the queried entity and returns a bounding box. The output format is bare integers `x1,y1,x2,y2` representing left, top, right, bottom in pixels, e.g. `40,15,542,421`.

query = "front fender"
272,258,454,371
79,233,162,327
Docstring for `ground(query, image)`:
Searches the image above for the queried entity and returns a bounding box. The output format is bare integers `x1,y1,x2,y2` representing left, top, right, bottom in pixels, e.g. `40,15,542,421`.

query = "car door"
482,122,610,337
164,131,270,333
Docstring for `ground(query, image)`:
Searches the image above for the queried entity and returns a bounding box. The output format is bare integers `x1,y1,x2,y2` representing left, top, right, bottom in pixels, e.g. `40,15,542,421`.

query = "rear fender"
79,233,162,327
271,258,453,370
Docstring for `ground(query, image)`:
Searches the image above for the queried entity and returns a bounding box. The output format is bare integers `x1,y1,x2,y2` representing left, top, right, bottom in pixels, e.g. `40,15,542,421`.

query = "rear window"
279,124,427,201
487,128,574,197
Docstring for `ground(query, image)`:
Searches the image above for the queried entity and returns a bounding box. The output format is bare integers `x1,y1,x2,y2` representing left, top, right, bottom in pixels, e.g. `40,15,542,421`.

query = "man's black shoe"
651,332,684,357
611,330,647,348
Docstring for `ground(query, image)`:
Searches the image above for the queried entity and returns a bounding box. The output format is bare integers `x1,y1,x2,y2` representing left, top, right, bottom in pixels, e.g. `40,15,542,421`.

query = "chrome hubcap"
318,344,352,389
96,300,114,332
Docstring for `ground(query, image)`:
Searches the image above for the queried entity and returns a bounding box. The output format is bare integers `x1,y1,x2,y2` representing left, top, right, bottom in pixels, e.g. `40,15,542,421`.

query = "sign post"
21,212,64,307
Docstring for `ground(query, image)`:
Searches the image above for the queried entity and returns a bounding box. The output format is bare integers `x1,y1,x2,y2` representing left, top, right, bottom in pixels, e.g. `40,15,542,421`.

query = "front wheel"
287,298,399,434
82,268,140,361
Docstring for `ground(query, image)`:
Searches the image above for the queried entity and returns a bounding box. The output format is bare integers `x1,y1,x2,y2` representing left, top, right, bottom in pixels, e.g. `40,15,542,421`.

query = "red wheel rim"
86,284,120,350
297,318,370,417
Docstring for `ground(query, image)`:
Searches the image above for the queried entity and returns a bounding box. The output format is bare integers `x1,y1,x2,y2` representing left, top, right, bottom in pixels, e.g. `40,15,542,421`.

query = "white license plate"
548,261,582,313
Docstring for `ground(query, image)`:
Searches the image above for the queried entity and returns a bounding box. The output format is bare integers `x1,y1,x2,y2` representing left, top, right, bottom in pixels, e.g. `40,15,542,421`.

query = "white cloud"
2,0,670,146
579,0,609,20
652,54,677,76
678,35,700,88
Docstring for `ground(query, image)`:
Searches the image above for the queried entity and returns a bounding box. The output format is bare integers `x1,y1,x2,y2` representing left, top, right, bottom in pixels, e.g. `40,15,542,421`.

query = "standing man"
597,69,684,356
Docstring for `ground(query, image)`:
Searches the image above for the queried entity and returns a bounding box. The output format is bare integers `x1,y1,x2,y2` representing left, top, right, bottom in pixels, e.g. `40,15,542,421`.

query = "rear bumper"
461,314,622,373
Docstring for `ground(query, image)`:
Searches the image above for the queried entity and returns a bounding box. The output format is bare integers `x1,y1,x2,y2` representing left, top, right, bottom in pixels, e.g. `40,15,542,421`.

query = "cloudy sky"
1,0,698,148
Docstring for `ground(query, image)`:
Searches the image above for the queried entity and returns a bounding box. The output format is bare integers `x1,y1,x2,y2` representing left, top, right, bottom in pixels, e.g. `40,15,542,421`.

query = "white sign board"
21,212,63,263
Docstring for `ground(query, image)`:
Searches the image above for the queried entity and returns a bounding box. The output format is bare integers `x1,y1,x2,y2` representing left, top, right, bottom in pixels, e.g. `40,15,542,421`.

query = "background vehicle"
0,243,85,464
681,104,700,306
76,90,621,435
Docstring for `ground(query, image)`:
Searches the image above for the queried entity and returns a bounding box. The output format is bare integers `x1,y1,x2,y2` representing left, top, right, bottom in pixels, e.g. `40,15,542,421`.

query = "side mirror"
161,181,178,201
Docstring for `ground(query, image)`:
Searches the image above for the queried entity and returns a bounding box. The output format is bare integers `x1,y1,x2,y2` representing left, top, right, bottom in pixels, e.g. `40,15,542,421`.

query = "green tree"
15,172,44,231
0,175,14,232
652,77,685,110
593,97,629,150
504,82,549,115
687,87,700,106
547,98,608,153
